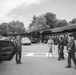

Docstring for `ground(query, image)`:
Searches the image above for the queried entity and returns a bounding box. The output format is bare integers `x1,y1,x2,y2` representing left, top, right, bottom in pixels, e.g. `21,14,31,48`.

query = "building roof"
51,24,76,34
41,24,76,35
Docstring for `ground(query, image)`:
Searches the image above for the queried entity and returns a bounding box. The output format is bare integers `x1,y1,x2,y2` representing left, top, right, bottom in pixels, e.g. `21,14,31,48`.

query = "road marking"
22,52,68,57
25,53,34,56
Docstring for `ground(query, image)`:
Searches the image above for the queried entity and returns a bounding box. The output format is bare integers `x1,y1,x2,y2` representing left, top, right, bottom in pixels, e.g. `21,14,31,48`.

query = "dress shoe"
19,61,22,64
16,62,19,64
0,60,2,63
65,66,71,68
75,66,76,69
62,58,65,60
58,59,60,61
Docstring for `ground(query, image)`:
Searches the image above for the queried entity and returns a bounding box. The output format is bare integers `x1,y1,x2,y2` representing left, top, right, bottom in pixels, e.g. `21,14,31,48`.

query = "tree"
55,19,68,27
69,18,76,24
29,15,37,28
28,15,50,32
37,15,50,31
0,23,8,36
8,21,26,35
44,12,57,28
0,21,26,36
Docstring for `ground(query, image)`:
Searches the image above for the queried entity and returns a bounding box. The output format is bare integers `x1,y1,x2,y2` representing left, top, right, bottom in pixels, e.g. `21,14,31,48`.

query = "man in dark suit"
65,33,76,69
14,35,22,64
58,37,65,61
0,52,2,63
16,35,22,64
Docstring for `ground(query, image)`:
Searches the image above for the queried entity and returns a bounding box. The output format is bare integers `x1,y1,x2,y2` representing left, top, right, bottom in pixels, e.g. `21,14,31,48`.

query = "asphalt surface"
0,43,76,75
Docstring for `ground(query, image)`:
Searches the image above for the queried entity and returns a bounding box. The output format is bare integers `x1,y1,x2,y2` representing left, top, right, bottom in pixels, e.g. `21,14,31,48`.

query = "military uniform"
66,34,76,69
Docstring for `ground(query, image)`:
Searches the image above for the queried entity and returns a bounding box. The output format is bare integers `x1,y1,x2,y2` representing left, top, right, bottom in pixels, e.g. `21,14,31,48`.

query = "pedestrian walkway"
22,52,68,57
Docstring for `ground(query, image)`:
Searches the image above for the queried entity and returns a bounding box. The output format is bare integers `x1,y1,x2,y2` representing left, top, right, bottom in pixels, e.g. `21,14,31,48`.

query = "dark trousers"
16,50,22,64
58,49,64,60
0,53,2,63
68,53,76,67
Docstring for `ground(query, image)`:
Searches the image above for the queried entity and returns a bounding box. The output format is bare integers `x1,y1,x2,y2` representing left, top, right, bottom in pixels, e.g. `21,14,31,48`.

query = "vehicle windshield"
0,35,13,41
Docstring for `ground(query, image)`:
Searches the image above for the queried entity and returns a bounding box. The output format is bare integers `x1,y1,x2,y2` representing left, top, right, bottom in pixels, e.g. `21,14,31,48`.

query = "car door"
0,40,16,61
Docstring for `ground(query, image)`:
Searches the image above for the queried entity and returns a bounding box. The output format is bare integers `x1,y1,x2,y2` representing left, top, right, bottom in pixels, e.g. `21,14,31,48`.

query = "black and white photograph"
0,0,76,75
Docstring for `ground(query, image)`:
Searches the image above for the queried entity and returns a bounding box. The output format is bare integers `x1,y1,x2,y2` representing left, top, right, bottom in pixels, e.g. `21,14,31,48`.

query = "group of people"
12,33,76,69
1,32,76,69
47,33,76,69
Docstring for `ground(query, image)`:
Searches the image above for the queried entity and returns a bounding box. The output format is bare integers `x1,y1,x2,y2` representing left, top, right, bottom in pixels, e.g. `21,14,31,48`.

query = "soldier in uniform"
65,33,76,69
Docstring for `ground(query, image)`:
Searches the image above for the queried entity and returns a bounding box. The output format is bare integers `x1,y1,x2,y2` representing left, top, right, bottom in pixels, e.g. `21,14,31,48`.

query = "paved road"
0,43,76,75
22,43,68,57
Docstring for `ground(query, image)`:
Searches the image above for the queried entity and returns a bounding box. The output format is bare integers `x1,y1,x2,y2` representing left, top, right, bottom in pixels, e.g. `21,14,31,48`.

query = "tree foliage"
44,12,57,28
69,18,76,24
29,15,37,28
0,23,9,35
28,12,69,32
29,15,50,32
0,21,26,36
55,19,68,27
8,21,26,34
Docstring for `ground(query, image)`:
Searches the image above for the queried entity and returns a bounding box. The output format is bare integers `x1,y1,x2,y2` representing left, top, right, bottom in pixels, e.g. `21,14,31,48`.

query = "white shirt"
47,39,54,48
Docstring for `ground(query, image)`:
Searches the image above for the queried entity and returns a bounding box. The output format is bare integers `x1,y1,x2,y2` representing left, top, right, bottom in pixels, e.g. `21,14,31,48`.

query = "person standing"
58,37,65,61
0,51,2,63
47,37,55,59
65,33,76,69
14,35,22,64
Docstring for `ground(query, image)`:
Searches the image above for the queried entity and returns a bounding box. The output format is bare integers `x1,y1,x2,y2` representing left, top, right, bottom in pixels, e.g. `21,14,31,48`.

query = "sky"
0,0,76,29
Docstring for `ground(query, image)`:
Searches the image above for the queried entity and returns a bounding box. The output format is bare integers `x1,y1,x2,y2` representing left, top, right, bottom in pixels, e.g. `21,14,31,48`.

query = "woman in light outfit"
47,37,55,59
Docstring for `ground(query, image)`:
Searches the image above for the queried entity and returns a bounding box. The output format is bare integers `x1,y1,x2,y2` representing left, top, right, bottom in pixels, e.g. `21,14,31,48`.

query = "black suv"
0,40,16,61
